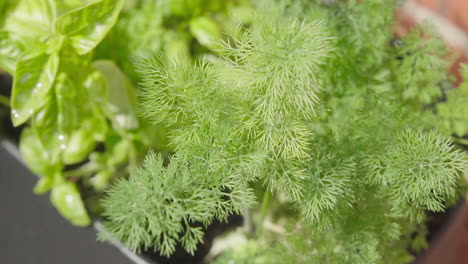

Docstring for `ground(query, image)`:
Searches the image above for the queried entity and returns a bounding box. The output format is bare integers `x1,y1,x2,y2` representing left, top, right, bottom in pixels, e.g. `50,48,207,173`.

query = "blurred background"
396,0,468,85
396,1,467,263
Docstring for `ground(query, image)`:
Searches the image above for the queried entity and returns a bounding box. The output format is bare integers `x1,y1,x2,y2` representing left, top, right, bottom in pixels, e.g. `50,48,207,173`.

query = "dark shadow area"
0,145,133,264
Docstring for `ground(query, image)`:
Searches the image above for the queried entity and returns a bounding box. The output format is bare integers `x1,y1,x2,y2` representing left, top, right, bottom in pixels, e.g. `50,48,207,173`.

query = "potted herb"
1,0,467,263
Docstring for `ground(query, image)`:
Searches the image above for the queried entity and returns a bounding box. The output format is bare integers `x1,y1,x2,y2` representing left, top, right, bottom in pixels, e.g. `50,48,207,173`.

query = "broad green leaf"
20,127,57,194
34,73,104,165
0,31,23,73
93,60,139,130
51,182,91,226
83,70,108,103
164,32,191,61
169,0,202,17
62,129,96,165
55,0,91,16
122,0,138,11
11,51,59,126
33,177,54,194
108,140,129,165
453,121,468,137
59,43,94,73
45,35,66,54
56,0,126,55
0,0,12,25
90,170,111,191
31,96,65,164
205,0,226,12
87,109,109,141
55,73,78,136
165,38,190,61
19,127,52,176
189,16,222,50
81,70,113,141
4,0,55,40
32,90,92,167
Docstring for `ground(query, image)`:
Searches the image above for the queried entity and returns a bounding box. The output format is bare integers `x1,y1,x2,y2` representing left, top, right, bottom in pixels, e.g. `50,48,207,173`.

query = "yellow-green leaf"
56,0,125,55
51,182,91,226
11,51,59,126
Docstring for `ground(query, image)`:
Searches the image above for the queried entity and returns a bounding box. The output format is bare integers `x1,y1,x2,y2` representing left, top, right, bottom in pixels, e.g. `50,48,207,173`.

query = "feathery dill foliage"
367,129,467,217
298,141,356,226
223,12,333,160
103,8,333,256
101,150,256,256
213,225,383,264
100,0,468,262
137,55,228,150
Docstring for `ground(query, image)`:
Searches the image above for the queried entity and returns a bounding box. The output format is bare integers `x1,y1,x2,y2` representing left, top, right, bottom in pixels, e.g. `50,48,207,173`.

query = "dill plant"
98,0,468,263
4,0,466,263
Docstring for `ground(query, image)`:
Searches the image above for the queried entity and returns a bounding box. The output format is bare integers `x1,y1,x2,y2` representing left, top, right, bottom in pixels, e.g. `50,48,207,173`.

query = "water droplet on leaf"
12,109,19,119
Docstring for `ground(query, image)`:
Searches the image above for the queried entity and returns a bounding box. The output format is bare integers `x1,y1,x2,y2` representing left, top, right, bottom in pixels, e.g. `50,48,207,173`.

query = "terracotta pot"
415,200,468,264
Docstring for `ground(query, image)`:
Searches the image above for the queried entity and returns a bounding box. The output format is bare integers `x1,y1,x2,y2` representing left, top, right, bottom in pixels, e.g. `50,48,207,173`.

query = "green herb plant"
0,0,146,226
102,1,468,262
1,1,467,263
435,64,468,145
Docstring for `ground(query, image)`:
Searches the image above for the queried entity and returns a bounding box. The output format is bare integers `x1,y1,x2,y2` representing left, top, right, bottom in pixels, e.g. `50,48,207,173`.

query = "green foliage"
436,64,468,143
306,0,398,94
2,0,467,263
56,0,125,55
51,181,91,226
97,0,248,80
214,230,383,264
298,141,356,226
101,1,467,262
368,129,466,213
101,150,256,256
0,0,145,226
102,7,335,256
137,55,226,148
391,25,449,104
222,12,332,160
12,51,59,125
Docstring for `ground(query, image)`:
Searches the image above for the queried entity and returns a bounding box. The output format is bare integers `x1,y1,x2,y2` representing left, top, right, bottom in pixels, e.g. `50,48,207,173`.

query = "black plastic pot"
0,139,141,264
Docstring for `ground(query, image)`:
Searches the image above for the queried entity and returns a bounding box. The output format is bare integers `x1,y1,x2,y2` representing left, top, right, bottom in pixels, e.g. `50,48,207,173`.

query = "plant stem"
243,208,253,234
256,190,271,238
0,95,10,107
64,162,99,178
128,140,138,171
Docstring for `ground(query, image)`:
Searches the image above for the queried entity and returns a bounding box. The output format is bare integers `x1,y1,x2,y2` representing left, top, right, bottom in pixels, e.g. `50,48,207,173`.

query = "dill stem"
129,143,138,171
256,190,271,238
0,95,10,107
